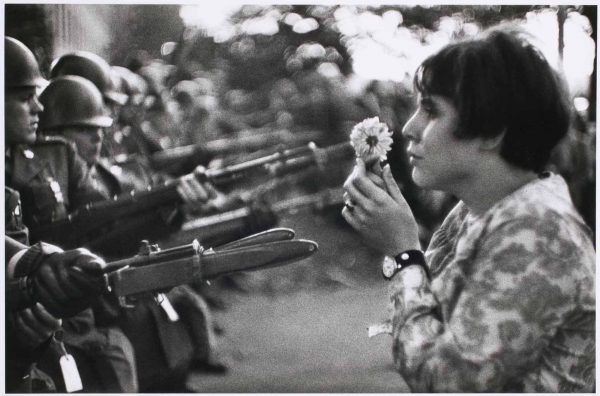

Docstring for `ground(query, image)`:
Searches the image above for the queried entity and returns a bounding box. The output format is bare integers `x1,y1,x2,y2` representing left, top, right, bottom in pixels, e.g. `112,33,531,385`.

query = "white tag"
367,322,393,338
59,354,83,393
158,293,180,322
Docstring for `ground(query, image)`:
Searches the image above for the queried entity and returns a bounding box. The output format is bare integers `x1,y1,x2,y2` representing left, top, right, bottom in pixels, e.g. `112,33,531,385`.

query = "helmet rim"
39,75,114,131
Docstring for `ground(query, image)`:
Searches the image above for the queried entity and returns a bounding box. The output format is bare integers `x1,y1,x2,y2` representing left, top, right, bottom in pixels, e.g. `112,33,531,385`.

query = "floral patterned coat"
388,172,595,392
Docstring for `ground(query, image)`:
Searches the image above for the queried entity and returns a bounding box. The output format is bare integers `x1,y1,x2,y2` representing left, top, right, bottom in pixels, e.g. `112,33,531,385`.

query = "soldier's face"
62,126,104,165
5,87,43,145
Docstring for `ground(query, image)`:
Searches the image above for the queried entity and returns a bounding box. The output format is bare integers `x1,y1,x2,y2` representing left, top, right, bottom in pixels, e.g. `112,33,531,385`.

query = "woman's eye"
419,97,437,117
421,105,437,117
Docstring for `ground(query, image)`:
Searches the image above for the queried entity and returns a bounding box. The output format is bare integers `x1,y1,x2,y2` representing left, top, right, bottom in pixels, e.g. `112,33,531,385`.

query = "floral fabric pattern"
388,173,595,392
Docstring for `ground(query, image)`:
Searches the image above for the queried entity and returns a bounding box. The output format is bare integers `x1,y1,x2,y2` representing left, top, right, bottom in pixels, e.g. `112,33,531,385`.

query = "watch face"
382,256,397,278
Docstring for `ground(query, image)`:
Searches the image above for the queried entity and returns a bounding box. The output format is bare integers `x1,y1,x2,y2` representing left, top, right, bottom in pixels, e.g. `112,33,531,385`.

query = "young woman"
342,26,595,392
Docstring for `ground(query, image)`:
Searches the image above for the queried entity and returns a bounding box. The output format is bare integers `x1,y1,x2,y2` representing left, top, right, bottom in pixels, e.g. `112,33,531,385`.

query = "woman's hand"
342,159,420,256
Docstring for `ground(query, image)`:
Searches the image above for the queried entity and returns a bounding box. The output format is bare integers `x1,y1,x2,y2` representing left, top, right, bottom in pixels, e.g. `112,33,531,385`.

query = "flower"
349,116,394,163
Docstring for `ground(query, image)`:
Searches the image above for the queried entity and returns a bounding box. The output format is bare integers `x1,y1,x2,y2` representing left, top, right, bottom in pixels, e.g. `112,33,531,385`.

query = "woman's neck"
455,160,538,216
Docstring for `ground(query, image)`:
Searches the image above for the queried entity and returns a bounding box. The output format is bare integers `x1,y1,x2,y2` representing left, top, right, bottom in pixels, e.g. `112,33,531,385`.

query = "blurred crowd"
5,25,595,393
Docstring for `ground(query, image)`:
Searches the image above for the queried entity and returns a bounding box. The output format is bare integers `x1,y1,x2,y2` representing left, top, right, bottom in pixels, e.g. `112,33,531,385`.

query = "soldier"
5,36,138,393
50,50,160,158
52,52,177,155
38,74,219,256
6,185,108,393
38,73,225,391
110,65,157,157
5,234,109,392
49,50,128,114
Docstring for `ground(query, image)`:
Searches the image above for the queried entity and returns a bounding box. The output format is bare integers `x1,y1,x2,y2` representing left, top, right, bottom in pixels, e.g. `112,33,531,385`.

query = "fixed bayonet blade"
202,239,318,278
215,228,295,251
106,238,317,298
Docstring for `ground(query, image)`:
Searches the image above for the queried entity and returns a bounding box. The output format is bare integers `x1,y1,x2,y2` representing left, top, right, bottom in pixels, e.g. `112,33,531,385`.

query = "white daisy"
349,116,394,163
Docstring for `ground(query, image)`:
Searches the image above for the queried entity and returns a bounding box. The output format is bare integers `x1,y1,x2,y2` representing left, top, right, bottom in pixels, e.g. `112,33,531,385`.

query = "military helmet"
171,80,200,105
50,51,128,105
39,75,113,131
111,65,148,105
5,36,44,88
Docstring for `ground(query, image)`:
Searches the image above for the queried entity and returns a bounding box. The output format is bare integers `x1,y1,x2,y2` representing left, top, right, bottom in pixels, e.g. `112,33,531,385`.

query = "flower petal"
349,117,394,162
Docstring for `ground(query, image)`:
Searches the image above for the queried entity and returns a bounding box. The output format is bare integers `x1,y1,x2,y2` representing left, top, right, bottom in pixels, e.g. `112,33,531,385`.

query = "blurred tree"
388,5,533,29
175,5,353,91
175,5,548,92
109,5,185,67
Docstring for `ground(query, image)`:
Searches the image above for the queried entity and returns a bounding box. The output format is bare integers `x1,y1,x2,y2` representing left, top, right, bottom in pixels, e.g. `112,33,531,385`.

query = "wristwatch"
382,249,430,280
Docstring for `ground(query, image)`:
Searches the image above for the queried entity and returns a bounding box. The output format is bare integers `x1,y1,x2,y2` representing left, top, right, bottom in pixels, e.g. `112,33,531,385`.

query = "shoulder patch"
36,134,71,146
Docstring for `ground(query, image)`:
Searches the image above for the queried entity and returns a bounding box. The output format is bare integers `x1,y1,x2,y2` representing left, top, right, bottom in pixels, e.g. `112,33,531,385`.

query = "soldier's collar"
6,145,35,159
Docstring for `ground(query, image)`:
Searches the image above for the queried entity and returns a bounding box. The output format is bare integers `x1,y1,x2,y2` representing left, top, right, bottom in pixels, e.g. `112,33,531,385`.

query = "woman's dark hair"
414,25,571,172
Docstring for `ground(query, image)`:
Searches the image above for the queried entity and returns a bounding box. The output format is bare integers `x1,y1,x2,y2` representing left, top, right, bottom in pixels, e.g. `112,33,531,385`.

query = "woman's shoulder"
479,174,594,277
487,173,589,234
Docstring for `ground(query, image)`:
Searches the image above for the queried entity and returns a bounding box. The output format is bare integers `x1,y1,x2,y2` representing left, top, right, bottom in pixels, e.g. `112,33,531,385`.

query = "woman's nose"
401,113,421,142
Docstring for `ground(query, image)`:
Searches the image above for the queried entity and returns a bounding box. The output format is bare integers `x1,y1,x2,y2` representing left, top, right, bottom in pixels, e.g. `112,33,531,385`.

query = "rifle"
160,187,344,248
117,128,324,174
29,141,354,248
8,228,318,312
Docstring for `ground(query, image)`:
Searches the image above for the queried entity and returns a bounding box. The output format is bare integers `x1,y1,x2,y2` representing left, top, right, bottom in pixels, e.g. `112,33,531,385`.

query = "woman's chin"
411,169,429,189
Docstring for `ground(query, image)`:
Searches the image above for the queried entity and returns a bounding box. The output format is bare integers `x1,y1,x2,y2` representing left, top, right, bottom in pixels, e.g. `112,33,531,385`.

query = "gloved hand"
31,248,108,318
176,170,214,210
8,303,62,350
178,167,241,213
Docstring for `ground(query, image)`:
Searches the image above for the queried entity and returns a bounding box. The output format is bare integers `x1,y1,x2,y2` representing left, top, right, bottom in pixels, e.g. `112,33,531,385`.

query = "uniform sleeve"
389,216,583,392
5,235,28,263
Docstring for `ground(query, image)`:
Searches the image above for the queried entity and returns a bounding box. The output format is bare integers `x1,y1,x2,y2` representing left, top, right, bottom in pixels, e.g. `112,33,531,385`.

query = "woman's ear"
479,129,506,152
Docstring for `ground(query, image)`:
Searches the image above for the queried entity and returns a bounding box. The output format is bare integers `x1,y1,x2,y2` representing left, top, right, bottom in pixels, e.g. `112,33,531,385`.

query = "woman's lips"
407,151,422,165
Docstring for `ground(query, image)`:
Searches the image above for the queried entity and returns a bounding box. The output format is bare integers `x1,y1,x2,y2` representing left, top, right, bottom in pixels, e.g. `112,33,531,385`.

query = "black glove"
7,303,62,351
31,248,108,318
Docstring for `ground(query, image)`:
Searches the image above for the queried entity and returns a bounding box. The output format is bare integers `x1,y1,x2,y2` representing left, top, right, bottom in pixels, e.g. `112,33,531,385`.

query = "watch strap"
394,249,430,279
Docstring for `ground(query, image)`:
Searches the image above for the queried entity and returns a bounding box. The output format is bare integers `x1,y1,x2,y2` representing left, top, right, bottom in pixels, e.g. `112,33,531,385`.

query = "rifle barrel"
104,239,202,272
30,141,351,248
150,129,323,171
178,187,343,236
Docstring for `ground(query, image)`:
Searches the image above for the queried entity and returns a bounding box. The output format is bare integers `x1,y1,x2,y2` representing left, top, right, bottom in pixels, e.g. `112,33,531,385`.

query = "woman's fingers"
383,164,405,204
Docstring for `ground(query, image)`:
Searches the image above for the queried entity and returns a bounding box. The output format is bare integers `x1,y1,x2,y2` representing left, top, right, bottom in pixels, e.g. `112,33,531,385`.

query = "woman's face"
62,126,104,165
402,93,481,192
